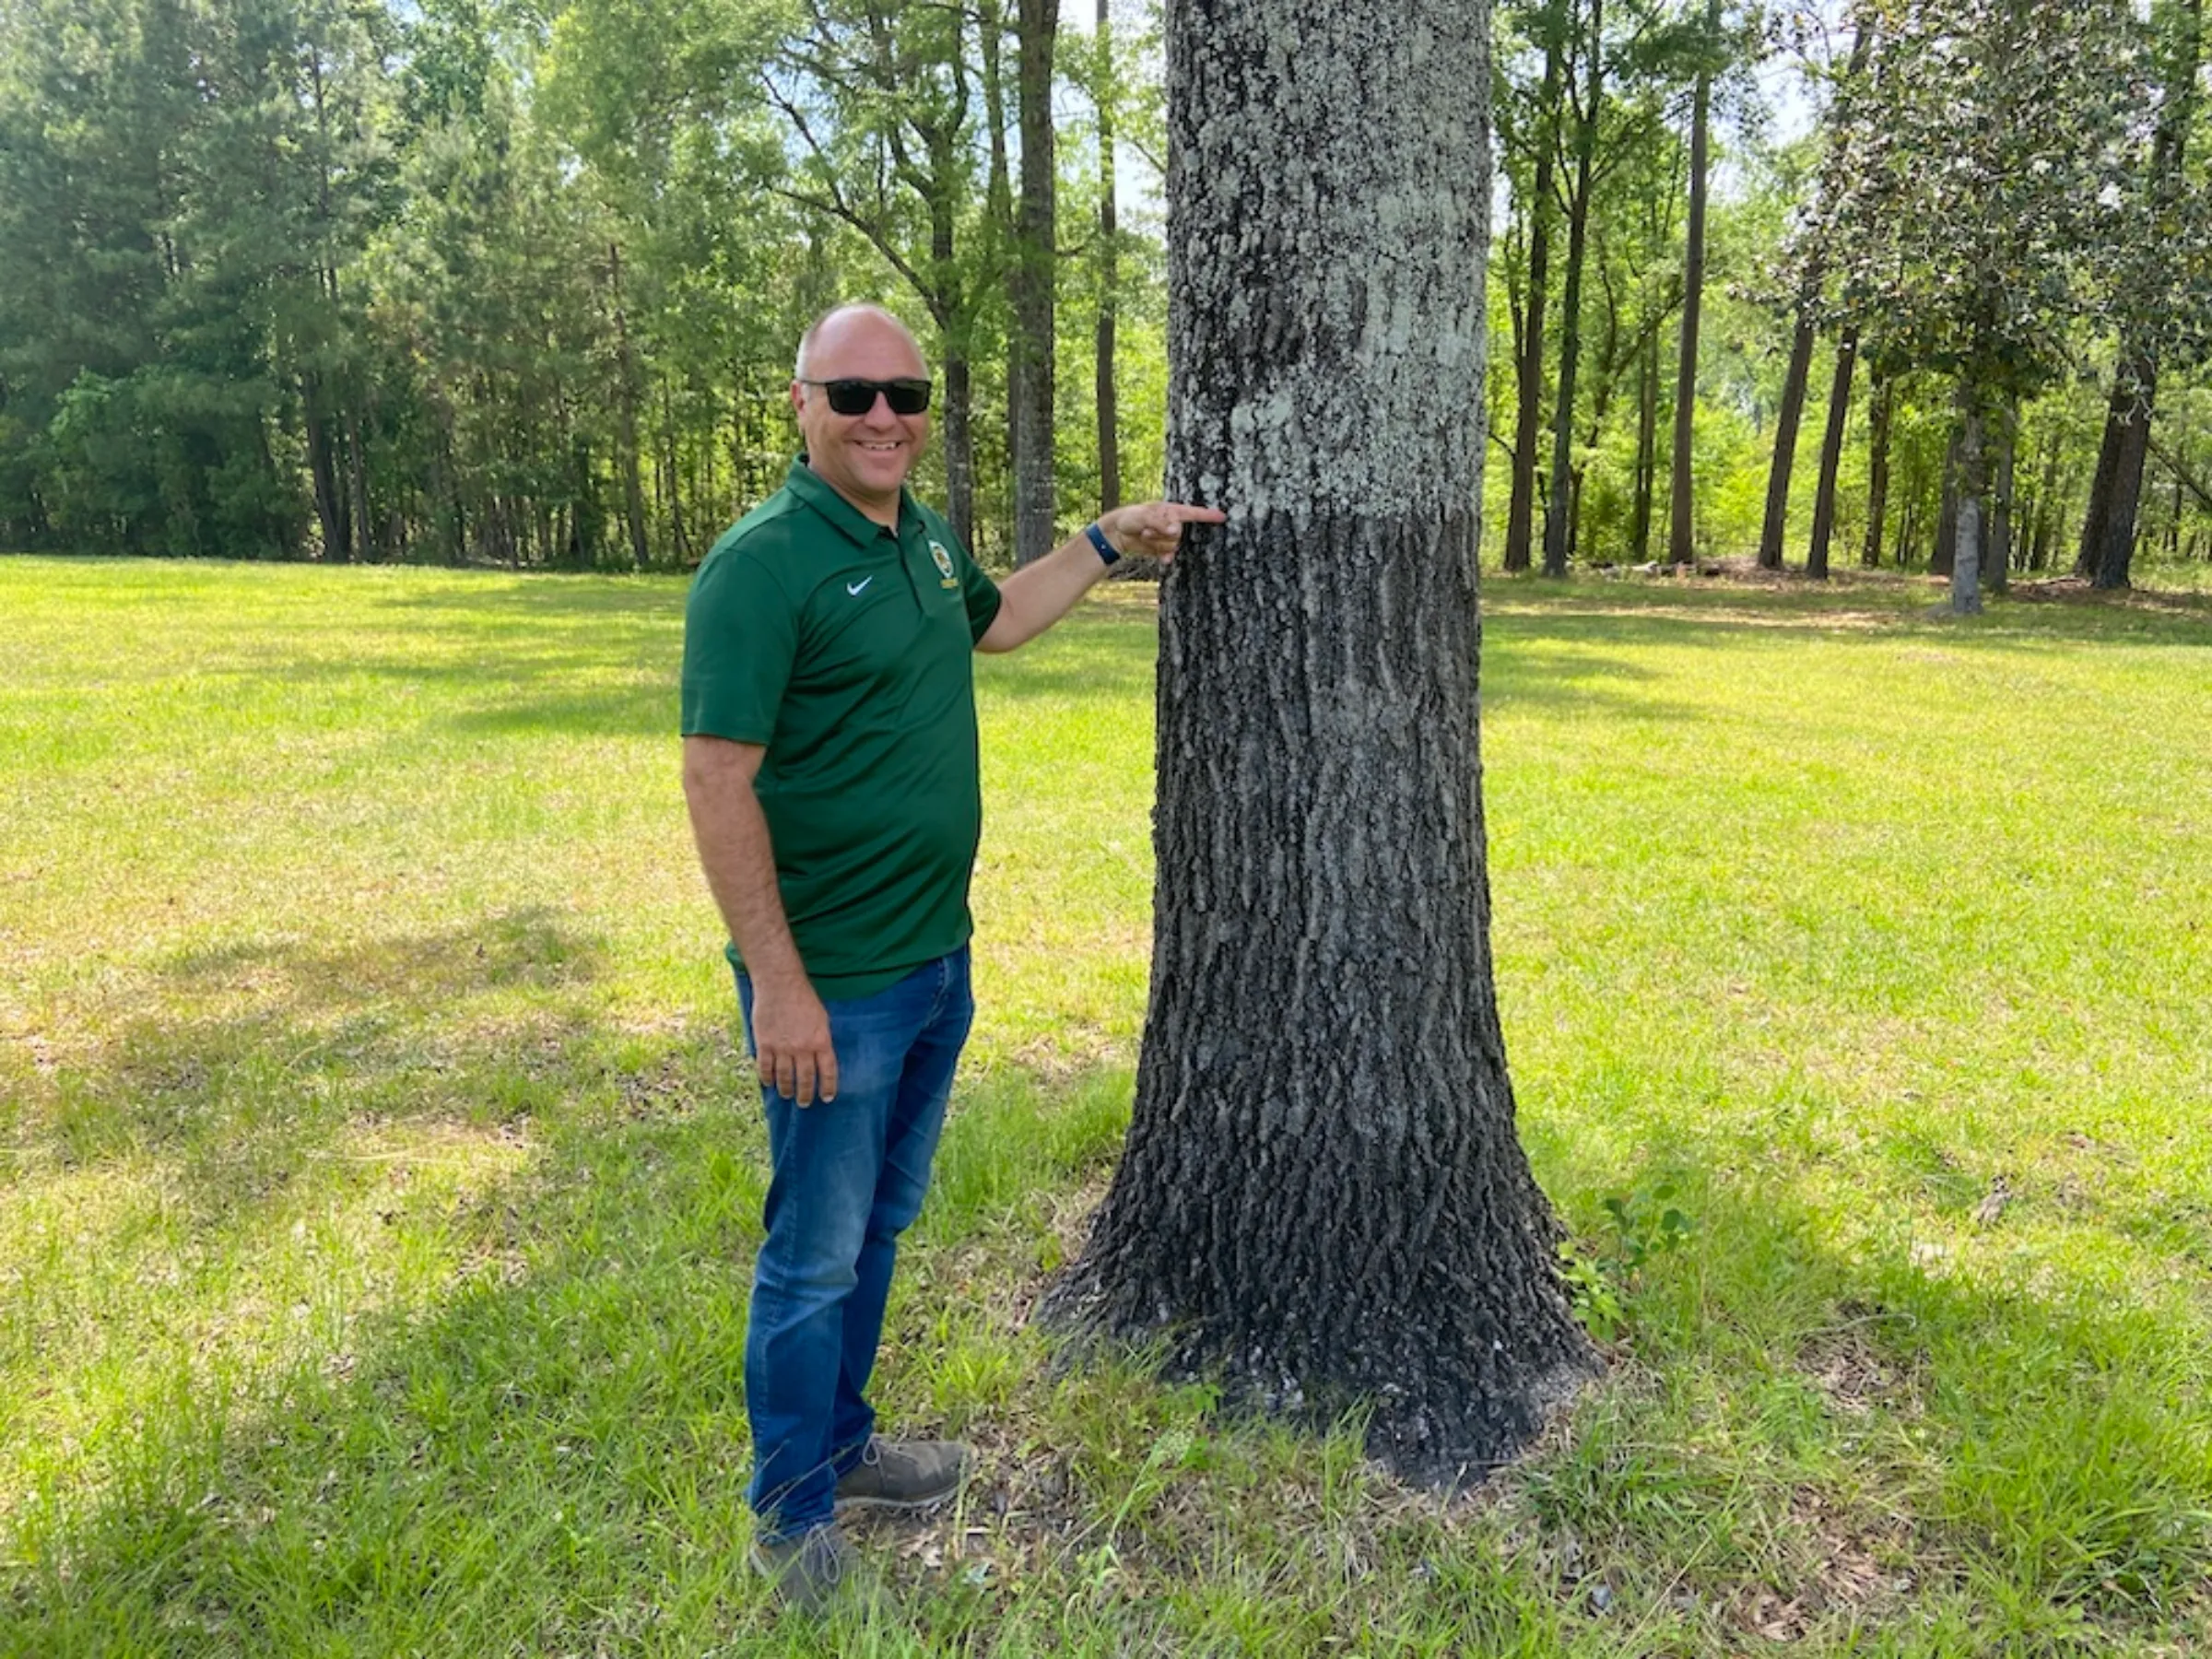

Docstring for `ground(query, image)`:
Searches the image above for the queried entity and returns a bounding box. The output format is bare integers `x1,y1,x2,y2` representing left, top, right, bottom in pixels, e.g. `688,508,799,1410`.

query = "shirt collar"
786,455,919,547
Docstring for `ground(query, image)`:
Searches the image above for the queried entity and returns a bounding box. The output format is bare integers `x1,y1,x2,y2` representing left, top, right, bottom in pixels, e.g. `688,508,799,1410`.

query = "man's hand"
683,736,838,1105
1097,500,1227,564
749,974,839,1106
979,500,1229,653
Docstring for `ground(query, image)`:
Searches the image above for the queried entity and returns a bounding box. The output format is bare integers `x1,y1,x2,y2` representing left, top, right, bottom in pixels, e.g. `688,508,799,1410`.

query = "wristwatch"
1083,522,1121,566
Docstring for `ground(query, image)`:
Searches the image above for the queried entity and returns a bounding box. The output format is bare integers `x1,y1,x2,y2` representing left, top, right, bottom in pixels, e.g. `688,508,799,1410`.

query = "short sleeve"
957,537,1002,645
681,547,797,742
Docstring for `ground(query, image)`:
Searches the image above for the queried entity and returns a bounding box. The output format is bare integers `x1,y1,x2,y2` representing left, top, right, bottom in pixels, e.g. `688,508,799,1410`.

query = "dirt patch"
2008,576,2212,617
1800,1317,1924,1420
1725,1487,1929,1642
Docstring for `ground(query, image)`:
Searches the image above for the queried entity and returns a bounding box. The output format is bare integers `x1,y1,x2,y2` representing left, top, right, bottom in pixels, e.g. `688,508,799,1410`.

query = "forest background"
4,0,2210,591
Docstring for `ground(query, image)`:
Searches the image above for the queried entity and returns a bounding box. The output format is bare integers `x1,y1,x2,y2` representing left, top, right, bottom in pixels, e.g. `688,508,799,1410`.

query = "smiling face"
792,309,931,526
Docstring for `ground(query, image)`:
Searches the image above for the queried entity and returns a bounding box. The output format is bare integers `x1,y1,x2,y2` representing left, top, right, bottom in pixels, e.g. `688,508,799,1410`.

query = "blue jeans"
735,947,973,1542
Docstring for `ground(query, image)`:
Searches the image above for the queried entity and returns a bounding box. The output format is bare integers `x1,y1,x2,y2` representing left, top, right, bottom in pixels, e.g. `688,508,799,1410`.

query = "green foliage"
1599,1181,1697,1274
1558,1179,1696,1341
0,0,1170,567
1820,0,2147,396
7,0,2211,575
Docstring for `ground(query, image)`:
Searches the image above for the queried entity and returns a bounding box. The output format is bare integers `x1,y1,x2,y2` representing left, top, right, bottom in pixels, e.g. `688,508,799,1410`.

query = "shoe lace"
805,1527,846,1586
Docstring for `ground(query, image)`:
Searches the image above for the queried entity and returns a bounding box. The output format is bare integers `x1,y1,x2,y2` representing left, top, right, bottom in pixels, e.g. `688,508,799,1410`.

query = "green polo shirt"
681,457,1003,1000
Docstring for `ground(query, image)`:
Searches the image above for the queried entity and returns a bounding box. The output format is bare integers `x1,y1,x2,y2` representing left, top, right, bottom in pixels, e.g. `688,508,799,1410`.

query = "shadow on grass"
1526,1105,2212,1644
0,1043,1146,1656
28,909,610,1220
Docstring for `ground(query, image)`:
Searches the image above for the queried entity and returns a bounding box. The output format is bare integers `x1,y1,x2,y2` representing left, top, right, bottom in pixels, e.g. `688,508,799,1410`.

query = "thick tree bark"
1757,310,1818,571
1044,0,1594,1483
1503,20,1564,575
1806,325,1855,580
1667,7,1717,568
1860,364,1893,568
1094,0,1122,514
1542,0,1602,580
1009,0,1060,565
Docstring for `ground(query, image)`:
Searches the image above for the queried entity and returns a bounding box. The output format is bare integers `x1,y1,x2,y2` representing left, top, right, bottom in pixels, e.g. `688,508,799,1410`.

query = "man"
680,302,1220,1612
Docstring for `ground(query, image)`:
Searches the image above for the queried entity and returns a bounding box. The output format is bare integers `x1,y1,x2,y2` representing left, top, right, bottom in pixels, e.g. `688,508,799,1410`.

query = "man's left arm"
976,500,1226,653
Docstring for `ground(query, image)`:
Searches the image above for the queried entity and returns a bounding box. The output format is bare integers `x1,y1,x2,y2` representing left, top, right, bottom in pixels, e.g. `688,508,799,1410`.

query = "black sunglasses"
801,377,932,417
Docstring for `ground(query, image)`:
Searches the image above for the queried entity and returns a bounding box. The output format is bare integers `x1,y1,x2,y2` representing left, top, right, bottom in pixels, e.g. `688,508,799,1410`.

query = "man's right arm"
681,735,839,1105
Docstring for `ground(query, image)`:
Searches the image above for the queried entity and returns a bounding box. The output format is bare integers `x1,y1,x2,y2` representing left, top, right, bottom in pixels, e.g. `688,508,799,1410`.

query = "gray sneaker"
749,1522,866,1615
833,1436,971,1512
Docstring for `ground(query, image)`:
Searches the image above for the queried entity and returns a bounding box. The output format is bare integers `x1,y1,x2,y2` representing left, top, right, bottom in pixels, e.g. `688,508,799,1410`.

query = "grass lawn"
3,555,2209,1656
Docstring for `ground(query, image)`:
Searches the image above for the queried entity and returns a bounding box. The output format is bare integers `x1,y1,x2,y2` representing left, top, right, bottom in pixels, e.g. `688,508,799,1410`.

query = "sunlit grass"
3,554,2208,1654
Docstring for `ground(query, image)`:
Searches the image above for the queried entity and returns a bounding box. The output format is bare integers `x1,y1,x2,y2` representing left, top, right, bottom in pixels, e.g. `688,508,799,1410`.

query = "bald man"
680,303,1221,1611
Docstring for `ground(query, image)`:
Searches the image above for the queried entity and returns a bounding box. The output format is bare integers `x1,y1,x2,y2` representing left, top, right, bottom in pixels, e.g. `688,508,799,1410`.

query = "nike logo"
847,577,873,596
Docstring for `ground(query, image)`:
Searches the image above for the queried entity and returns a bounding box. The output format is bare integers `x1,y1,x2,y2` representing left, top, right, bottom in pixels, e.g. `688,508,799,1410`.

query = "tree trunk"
943,351,977,554
1630,324,1658,561
1778,17,1868,579
664,379,690,564
608,242,652,571
343,405,371,562
1933,423,1960,577
2088,0,2199,590
1757,310,1818,571
1542,0,1602,581
1666,5,1718,568
1044,0,1594,1483
2093,353,2156,591
920,121,982,559
1010,0,1060,565
1950,387,1984,615
1860,364,1893,568
2076,378,2128,579
2029,430,2060,571
302,378,349,562
1503,20,1563,575
2171,463,2186,561
433,409,465,566
981,0,1015,555
1985,393,2016,594
1094,0,1122,514
1806,324,1855,580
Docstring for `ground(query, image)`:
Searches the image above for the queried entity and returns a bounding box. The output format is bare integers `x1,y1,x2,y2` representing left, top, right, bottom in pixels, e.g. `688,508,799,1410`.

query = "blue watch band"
1084,522,1121,566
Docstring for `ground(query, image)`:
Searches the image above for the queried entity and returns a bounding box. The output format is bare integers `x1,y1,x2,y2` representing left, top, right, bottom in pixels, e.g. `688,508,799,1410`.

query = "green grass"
3,554,2210,1655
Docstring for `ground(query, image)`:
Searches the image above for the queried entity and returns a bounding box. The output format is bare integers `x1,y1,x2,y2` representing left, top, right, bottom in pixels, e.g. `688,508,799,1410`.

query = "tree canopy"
3,0,2209,586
